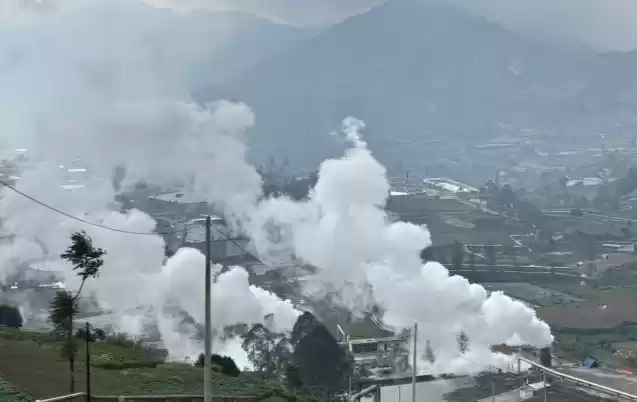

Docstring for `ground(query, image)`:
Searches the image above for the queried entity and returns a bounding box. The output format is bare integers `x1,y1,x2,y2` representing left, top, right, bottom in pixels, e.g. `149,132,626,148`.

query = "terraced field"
0,329,303,401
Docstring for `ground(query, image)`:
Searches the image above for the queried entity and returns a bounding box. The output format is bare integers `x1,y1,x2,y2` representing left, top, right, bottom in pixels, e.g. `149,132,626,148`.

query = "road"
557,366,637,396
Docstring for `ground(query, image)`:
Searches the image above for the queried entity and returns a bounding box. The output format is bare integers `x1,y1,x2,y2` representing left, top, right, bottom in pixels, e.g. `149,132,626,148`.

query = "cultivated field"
0,329,290,401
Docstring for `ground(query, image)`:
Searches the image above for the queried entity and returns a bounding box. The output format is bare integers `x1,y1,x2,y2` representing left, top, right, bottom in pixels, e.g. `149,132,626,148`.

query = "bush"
75,326,107,342
92,360,159,370
0,305,23,328
104,332,136,347
195,353,241,377
88,338,167,370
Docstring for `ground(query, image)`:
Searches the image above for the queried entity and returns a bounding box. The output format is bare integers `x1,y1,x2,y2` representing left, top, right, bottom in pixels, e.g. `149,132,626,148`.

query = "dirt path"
0,339,86,399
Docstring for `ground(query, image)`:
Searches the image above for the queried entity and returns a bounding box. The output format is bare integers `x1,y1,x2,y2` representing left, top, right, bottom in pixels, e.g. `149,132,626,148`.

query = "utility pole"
204,216,212,402
543,373,547,402
412,322,417,402
85,322,91,402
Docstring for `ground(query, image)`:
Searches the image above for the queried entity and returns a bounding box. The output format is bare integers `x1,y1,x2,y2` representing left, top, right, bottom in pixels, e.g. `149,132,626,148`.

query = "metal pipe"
518,357,637,400
350,385,379,402
542,373,547,402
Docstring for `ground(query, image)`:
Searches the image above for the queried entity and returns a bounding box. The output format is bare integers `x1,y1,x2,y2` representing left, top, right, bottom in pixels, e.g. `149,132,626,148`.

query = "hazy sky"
3,0,637,51
148,0,637,51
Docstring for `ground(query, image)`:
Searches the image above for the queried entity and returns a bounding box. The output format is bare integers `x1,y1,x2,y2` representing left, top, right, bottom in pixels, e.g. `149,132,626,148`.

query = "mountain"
181,11,315,88
41,0,312,89
202,0,618,172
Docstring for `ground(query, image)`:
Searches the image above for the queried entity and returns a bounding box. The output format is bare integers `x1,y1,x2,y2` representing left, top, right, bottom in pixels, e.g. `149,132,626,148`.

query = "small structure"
582,356,598,368
337,315,409,373
519,381,550,400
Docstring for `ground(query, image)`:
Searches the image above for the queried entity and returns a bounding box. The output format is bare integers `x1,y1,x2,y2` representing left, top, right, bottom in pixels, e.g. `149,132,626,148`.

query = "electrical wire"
0,178,187,235
0,178,277,269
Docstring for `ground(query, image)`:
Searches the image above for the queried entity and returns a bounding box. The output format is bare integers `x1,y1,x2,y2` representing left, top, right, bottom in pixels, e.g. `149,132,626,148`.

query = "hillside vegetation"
0,329,309,401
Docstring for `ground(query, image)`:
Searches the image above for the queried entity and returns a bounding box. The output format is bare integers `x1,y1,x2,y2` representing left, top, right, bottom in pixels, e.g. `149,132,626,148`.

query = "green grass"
0,378,30,402
0,329,312,401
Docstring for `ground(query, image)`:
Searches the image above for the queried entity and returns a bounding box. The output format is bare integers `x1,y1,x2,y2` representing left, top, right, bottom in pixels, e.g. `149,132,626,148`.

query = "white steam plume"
248,117,553,374
0,0,297,361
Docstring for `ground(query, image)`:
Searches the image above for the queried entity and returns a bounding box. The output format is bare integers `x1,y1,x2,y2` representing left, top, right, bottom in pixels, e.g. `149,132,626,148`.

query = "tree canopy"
292,324,350,393
0,304,23,328
290,311,320,347
241,323,289,372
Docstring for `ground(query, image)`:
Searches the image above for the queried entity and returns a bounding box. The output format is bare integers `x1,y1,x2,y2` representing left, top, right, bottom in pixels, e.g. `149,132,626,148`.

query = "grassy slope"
0,377,30,402
0,329,297,400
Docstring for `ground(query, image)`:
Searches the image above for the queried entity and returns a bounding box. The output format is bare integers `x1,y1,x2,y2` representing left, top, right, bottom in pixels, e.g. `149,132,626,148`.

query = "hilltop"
203,0,587,169
200,0,637,175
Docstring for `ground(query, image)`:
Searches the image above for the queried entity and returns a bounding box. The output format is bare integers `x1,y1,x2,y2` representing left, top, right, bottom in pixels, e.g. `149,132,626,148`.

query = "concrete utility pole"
412,322,417,402
85,322,91,402
543,373,547,402
204,216,212,402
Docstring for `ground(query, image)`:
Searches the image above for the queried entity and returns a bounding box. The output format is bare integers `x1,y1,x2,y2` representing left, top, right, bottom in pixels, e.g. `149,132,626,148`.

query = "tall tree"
425,340,435,364
51,231,106,393
457,332,469,354
290,311,320,346
285,362,304,391
292,325,350,396
241,323,289,372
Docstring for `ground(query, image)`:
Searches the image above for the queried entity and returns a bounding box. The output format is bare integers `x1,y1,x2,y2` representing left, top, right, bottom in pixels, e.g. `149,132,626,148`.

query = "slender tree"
50,231,106,393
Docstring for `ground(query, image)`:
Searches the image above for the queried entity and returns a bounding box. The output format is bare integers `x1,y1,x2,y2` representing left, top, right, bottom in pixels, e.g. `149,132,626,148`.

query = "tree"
285,362,304,391
51,231,106,393
195,353,241,377
451,241,463,269
290,311,320,346
457,332,469,354
425,340,435,364
241,323,288,372
292,325,350,395
0,304,23,328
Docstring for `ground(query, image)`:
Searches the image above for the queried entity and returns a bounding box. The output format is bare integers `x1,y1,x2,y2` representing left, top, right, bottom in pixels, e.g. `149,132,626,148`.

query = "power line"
0,178,187,235
0,178,276,269
207,222,266,266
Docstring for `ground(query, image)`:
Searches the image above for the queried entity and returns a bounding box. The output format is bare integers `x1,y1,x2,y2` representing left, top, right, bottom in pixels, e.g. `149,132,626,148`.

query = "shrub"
195,353,241,377
0,305,23,328
88,338,167,370
75,326,107,342
104,332,136,347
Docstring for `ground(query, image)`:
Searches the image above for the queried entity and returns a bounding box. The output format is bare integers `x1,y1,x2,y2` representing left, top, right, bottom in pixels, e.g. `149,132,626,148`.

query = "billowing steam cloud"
0,0,552,372
248,119,552,373
0,0,295,361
